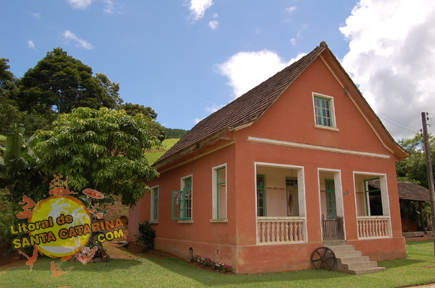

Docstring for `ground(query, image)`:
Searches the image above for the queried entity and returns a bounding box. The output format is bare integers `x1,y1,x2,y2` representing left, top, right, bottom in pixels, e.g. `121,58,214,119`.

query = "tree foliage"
116,103,166,141
0,124,49,203
0,58,18,100
116,103,157,119
396,133,435,188
165,128,189,139
16,48,121,114
34,107,160,206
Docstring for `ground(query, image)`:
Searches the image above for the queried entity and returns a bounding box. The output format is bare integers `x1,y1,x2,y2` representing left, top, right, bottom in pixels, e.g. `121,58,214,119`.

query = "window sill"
178,220,193,224
210,219,228,223
314,124,339,132
149,221,158,225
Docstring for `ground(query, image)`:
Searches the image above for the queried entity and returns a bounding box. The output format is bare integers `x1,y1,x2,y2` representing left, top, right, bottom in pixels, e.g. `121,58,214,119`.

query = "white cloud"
28,40,35,49
290,31,302,46
286,6,297,14
205,104,224,113
63,30,94,50
67,0,92,9
102,0,115,14
340,0,435,139
194,118,202,124
188,0,213,22
209,20,219,29
256,28,260,34
32,13,41,19
216,50,305,98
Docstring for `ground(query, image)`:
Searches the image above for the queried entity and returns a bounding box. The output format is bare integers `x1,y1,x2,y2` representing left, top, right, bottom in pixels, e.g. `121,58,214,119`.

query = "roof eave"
153,128,229,170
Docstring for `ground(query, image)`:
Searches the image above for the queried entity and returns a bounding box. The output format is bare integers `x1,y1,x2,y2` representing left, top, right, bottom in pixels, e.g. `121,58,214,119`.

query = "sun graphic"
29,195,91,258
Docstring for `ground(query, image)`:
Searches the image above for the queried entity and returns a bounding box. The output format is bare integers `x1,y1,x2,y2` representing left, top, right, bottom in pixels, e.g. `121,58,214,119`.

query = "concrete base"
325,241,386,275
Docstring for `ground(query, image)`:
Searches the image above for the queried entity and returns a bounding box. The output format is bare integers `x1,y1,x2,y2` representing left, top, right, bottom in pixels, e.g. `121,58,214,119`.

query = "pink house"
128,42,409,274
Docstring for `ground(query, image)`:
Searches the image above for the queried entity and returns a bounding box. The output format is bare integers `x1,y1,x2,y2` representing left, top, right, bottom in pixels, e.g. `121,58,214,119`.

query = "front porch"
255,163,306,244
354,173,392,239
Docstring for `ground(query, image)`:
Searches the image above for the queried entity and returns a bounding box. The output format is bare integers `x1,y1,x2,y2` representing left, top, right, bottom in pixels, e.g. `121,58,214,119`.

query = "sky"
1,0,434,140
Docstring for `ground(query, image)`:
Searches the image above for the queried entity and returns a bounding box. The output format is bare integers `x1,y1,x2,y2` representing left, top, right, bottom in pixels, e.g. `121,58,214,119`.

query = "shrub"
0,195,20,250
134,221,156,250
190,255,232,272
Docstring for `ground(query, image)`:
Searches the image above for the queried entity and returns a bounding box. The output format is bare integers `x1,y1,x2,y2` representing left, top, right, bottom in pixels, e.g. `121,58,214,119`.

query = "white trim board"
248,137,390,159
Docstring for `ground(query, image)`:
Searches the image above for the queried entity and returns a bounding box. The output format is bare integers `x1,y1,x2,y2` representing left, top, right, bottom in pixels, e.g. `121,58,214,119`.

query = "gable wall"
236,56,392,157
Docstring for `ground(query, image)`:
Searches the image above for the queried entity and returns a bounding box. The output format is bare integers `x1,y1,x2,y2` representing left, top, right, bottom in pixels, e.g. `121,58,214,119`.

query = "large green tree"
34,107,160,206
0,58,17,99
116,102,157,119
16,48,121,114
396,133,435,188
116,103,166,140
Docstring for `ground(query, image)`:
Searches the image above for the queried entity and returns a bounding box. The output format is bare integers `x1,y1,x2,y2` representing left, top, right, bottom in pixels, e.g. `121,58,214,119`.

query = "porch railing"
257,217,305,244
357,216,390,238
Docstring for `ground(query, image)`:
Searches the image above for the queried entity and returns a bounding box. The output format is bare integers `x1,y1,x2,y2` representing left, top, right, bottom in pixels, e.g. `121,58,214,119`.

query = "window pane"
218,168,226,183
257,176,263,186
257,188,264,216
152,187,158,221
314,96,333,127
218,184,227,218
183,177,192,219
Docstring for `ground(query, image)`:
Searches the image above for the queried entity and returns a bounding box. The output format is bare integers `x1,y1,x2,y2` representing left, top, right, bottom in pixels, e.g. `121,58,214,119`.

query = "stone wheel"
311,247,336,271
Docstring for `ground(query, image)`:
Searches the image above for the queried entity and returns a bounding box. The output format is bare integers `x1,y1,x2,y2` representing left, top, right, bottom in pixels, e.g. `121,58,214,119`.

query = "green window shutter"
257,174,266,216
152,188,158,222
172,190,184,220
325,179,336,219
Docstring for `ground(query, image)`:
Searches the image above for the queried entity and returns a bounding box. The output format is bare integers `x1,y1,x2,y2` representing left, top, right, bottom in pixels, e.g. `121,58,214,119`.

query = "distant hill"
165,128,188,139
144,138,179,165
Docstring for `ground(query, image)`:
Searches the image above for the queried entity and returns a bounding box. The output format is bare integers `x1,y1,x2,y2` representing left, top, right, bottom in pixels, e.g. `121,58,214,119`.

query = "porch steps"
324,241,386,275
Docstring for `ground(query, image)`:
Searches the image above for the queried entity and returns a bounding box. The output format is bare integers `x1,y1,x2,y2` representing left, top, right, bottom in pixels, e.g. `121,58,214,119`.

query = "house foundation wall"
154,237,236,269
349,237,406,261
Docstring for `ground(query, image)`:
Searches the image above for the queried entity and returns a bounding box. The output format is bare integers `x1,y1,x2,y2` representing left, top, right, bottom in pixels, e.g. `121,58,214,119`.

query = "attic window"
313,93,337,129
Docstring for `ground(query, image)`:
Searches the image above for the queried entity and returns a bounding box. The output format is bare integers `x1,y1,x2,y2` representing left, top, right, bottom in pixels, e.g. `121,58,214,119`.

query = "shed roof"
369,180,430,202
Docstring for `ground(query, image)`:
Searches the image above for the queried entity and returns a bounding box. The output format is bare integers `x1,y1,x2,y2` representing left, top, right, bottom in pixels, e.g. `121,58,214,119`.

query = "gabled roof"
369,180,430,202
155,42,408,169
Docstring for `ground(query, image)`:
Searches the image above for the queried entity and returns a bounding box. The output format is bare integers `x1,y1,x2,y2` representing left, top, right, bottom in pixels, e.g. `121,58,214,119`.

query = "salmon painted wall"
129,144,237,262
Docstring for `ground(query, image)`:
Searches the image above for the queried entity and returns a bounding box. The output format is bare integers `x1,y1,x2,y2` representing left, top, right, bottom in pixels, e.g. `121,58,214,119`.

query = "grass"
1,241,435,288
144,138,179,165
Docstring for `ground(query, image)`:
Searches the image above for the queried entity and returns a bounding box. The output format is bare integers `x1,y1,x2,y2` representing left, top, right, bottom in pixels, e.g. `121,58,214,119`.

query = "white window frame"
211,164,228,223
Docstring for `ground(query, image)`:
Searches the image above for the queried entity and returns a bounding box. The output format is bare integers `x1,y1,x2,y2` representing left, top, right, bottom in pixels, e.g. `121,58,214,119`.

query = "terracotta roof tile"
155,43,327,166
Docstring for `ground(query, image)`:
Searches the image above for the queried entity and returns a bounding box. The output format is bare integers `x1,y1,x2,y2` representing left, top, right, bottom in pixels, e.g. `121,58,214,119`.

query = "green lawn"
1,241,435,288
144,138,179,165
